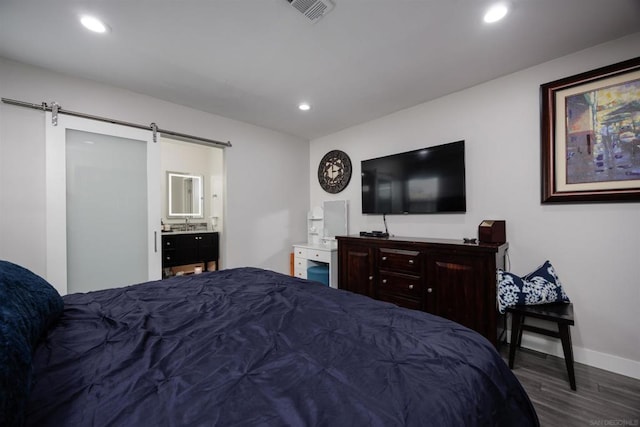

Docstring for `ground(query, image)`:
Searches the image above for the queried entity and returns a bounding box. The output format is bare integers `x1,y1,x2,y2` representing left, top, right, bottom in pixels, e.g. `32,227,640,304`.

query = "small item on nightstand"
194,266,203,274
478,220,506,244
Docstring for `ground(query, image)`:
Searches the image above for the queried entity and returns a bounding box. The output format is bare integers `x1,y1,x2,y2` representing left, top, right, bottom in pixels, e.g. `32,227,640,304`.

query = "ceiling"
1,1,639,140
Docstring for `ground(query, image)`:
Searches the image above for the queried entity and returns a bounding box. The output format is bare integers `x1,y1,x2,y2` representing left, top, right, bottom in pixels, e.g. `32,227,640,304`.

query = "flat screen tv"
361,140,466,214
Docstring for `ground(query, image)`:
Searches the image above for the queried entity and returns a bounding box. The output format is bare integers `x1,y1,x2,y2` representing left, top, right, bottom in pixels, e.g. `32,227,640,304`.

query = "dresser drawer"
307,249,331,263
162,249,176,268
294,257,307,278
293,247,307,258
378,271,422,298
377,292,422,311
163,235,177,248
294,268,307,279
378,248,421,274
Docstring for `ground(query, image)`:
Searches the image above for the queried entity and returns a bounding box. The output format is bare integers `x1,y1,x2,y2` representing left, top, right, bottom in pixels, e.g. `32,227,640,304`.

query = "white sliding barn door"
46,114,160,295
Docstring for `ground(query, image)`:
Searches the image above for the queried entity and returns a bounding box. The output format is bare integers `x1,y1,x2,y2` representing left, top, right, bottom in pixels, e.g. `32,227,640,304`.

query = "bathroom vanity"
161,231,219,278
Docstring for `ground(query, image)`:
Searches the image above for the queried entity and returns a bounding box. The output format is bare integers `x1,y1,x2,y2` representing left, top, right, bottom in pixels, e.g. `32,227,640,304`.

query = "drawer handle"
369,276,373,281
315,254,319,257
427,288,433,293
408,284,414,290
166,256,171,260
166,242,171,246
382,279,387,284
382,256,387,261
408,259,414,264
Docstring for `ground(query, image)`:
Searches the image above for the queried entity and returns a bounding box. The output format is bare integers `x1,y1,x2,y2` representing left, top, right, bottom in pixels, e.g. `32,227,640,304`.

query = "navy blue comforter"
27,267,538,426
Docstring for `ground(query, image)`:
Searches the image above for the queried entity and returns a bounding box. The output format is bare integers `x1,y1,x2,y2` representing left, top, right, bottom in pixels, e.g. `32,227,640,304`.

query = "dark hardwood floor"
499,345,640,426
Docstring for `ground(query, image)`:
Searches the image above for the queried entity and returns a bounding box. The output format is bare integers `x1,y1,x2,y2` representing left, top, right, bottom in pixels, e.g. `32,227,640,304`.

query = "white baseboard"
508,332,640,380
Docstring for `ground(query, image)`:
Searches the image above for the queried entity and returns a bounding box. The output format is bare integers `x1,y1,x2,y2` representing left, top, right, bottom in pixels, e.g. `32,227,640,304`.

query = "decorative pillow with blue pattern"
497,260,570,314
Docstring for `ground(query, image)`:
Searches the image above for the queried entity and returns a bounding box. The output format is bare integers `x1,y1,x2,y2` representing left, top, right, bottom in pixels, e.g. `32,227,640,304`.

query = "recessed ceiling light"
80,15,109,33
483,3,508,23
298,103,311,111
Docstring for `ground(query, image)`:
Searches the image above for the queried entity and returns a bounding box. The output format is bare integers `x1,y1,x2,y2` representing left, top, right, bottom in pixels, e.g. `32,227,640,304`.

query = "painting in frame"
541,57,640,203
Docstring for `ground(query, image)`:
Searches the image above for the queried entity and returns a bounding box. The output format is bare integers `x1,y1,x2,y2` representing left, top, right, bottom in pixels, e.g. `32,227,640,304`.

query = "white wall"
310,33,640,379
0,57,309,276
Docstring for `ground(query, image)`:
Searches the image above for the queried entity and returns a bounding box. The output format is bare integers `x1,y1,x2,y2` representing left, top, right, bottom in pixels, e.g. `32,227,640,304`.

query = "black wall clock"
318,150,352,194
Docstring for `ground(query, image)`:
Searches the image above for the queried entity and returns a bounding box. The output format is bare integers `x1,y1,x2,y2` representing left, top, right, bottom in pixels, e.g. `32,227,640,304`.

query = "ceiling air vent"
287,0,335,23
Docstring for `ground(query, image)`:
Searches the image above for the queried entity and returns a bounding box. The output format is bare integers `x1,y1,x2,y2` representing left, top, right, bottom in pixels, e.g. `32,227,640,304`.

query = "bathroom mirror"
167,172,204,218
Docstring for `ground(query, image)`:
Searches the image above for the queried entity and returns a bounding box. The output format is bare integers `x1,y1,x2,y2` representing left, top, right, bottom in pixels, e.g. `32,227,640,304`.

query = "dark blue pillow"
0,260,64,427
497,260,570,314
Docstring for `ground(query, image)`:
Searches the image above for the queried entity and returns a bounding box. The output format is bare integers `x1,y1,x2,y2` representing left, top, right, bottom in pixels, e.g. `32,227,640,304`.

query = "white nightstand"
292,243,338,289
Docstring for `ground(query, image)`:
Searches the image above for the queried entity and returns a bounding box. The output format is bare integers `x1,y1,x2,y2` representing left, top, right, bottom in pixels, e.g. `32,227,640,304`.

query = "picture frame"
540,57,640,203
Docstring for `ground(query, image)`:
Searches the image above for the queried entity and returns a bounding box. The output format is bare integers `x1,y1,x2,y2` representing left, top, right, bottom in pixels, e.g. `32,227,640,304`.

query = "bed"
1,261,538,426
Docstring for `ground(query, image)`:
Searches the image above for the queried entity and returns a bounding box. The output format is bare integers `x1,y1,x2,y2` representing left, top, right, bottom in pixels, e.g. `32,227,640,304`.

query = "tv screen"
361,141,466,214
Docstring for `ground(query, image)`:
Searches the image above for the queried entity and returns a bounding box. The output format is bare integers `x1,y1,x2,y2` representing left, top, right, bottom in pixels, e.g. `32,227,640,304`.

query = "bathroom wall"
160,137,224,231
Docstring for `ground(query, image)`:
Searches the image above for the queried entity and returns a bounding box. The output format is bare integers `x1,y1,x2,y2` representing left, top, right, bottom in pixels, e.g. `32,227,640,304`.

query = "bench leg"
559,324,576,391
517,318,524,348
508,312,523,369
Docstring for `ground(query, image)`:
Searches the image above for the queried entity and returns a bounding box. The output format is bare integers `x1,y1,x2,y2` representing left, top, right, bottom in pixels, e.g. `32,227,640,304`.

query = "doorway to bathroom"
160,137,224,236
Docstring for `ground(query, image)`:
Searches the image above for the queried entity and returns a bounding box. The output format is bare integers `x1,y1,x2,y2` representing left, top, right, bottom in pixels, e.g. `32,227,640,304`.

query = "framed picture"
541,57,640,203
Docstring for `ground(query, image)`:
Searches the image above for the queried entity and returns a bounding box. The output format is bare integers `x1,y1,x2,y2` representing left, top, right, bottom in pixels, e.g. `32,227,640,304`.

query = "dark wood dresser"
336,235,507,347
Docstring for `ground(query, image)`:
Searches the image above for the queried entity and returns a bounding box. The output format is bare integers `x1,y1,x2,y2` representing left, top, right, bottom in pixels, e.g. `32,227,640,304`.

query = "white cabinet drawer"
294,257,307,271
293,247,307,258
307,249,330,263
294,257,307,279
